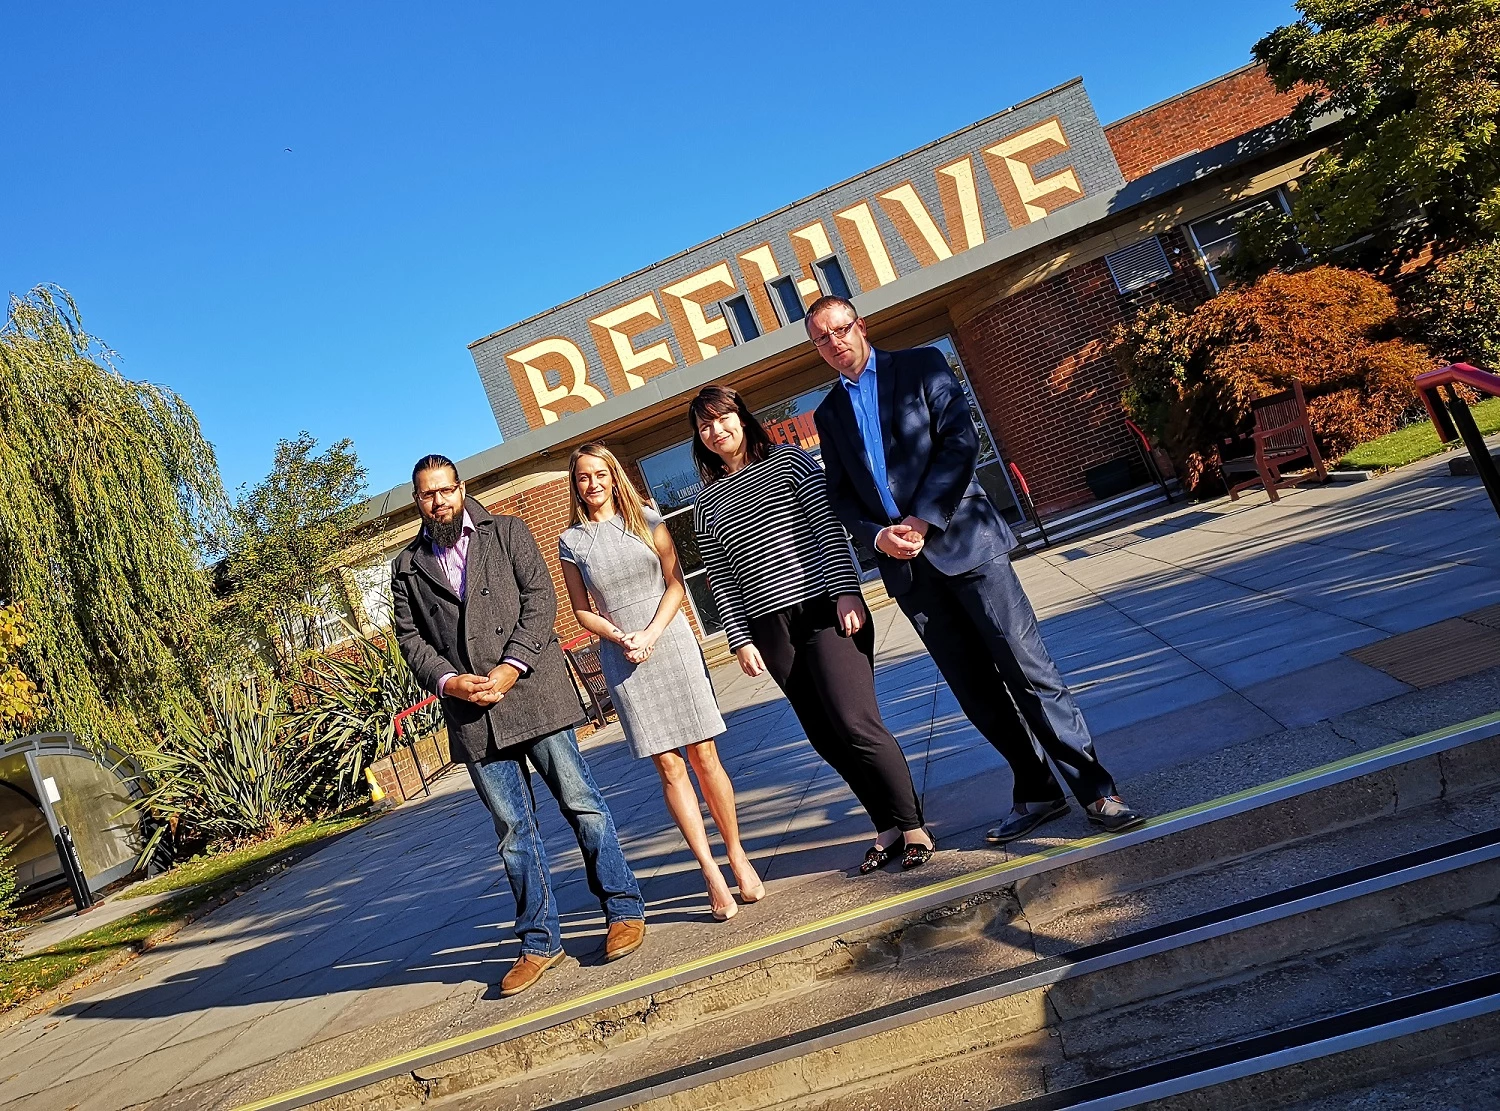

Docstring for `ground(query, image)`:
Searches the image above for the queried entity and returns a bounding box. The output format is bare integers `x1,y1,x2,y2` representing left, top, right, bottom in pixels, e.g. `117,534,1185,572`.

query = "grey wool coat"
391,498,585,763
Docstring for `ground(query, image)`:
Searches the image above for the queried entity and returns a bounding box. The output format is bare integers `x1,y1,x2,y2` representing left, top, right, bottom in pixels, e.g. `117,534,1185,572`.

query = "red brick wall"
1105,66,1302,182
956,229,1208,514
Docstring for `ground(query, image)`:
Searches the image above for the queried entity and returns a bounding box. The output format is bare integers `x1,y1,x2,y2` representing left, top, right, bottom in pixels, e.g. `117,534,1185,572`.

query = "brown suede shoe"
604,918,646,962
499,951,565,997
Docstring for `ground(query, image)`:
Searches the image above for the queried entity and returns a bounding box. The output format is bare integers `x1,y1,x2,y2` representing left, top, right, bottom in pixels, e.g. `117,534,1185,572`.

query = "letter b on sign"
504,338,607,427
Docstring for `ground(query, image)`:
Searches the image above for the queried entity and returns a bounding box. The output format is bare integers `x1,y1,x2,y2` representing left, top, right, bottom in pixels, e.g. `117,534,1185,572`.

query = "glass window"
720,295,761,344
813,255,854,300
755,385,835,459
924,335,1022,521
766,275,806,324
0,752,60,889
31,751,140,886
663,511,703,570
925,336,997,466
349,561,394,630
683,573,722,633
1188,189,1291,292
638,440,703,514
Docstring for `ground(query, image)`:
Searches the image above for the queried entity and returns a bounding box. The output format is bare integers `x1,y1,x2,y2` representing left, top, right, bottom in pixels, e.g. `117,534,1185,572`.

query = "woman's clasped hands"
620,628,657,664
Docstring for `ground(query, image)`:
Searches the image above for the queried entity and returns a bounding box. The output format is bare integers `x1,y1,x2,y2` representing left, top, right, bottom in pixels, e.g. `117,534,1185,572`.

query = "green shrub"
0,843,18,960
1407,239,1500,369
1113,267,1434,492
136,684,321,852
291,632,440,803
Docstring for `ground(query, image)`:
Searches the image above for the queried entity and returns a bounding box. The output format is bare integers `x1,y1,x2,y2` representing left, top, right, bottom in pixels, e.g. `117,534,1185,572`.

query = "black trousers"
898,554,1116,808
749,594,924,833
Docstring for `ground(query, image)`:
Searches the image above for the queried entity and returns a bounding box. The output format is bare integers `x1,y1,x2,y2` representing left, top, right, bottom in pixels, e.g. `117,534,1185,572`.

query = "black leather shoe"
859,843,900,874
985,798,1069,844
1085,796,1146,833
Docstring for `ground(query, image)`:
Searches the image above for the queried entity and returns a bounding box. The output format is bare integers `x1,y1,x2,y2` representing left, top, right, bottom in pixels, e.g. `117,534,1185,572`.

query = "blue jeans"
467,727,644,957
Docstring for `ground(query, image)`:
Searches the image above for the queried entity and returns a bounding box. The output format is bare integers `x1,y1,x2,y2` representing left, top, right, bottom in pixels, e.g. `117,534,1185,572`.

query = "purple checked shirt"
433,511,476,598
432,511,528,696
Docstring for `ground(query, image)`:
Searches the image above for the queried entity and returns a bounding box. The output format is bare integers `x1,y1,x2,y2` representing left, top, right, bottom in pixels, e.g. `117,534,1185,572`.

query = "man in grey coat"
392,454,645,997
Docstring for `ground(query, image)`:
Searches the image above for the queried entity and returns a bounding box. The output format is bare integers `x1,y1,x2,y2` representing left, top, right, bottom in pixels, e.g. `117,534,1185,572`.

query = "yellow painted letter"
504,337,606,428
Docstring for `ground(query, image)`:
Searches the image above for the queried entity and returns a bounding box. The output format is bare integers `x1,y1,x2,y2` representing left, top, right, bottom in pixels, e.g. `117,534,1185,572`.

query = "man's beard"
426,513,464,549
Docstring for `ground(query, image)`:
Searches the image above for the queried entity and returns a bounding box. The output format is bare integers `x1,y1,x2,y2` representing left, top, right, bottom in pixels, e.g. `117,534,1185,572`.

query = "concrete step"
262,713,1500,1111
1449,451,1500,477
727,841,1500,1111
1015,481,1182,549
1283,1020,1500,1110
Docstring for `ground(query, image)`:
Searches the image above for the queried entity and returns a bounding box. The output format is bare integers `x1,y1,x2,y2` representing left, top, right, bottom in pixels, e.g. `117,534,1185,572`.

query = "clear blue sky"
4,1,1299,499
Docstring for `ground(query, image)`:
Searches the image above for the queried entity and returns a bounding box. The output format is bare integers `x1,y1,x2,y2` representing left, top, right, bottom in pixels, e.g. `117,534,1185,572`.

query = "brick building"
344,64,1331,655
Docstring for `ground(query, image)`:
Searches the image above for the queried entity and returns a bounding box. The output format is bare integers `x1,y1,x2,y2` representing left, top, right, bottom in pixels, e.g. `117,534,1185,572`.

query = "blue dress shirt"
842,350,902,521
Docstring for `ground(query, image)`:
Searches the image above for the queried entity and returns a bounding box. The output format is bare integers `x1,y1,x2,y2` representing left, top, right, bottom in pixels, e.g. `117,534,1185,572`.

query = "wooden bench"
1220,381,1328,502
561,634,615,727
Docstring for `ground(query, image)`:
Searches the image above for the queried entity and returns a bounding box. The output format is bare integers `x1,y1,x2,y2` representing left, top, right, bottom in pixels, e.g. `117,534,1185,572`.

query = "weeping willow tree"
0,286,226,755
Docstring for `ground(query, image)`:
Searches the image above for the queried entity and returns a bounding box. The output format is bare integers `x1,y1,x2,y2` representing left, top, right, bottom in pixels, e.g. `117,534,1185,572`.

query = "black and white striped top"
693,445,862,651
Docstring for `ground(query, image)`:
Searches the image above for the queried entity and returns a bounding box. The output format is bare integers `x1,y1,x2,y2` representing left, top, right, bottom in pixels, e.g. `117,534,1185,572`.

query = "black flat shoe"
859,843,900,874
986,798,1070,845
901,832,936,869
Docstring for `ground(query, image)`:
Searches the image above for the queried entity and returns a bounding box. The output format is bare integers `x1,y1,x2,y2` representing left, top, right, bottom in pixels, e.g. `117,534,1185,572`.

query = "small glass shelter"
0,733,144,894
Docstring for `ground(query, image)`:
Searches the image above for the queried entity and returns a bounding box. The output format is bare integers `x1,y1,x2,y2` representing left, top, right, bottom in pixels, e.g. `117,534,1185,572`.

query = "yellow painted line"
232,709,1500,1111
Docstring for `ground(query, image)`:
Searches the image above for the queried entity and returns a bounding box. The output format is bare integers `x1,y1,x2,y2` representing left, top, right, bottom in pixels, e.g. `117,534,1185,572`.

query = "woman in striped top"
690,385,934,872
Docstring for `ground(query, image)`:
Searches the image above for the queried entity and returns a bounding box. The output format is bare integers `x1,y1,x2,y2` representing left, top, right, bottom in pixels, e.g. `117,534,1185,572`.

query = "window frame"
1187,187,1294,293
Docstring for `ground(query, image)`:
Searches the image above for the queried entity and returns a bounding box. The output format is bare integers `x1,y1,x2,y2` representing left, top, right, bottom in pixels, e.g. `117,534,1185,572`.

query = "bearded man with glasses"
391,454,646,997
808,298,1146,846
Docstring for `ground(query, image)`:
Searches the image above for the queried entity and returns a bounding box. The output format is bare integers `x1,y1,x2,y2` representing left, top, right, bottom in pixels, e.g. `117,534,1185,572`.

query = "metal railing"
376,695,448,801
1415,362,1500,517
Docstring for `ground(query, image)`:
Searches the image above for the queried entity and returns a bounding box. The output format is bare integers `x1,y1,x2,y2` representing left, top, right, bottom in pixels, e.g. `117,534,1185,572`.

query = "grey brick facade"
470,79,1124,443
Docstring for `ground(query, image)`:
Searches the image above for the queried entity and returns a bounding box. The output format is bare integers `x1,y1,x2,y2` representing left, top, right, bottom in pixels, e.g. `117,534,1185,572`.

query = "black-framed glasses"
810,320,859,348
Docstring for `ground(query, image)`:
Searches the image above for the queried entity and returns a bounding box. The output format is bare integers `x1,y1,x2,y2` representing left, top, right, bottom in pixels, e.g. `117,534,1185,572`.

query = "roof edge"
1104,62,1266,131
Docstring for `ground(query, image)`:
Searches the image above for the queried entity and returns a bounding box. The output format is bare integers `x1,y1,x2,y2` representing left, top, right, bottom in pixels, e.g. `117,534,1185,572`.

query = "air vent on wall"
1104,236,1173,294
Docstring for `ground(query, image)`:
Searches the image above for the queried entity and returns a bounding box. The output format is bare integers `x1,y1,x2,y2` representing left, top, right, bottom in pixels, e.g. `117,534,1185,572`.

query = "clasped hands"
875,516,929,560
444,663,520,705
617,628,657,665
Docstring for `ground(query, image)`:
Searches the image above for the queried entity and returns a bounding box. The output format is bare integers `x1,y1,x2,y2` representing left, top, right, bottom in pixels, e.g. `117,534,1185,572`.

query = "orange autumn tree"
1114,267,1432,491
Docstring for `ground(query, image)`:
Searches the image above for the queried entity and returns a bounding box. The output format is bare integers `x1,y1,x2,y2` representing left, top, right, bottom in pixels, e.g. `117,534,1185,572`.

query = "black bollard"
55,824,95,913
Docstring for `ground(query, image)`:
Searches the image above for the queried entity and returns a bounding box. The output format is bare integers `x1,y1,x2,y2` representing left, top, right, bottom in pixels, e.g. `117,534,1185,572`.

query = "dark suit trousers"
899,554,1116,807
749,595,924,833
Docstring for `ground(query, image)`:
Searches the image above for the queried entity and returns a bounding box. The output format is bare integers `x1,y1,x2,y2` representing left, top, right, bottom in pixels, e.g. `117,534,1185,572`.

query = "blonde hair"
568,443,655,544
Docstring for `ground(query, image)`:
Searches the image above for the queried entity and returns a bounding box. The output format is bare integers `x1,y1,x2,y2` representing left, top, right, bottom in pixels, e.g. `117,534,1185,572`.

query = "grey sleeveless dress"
559,509,726,757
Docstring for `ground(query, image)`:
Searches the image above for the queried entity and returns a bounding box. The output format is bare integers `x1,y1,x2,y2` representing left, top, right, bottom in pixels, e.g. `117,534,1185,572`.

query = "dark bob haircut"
687,385,773,485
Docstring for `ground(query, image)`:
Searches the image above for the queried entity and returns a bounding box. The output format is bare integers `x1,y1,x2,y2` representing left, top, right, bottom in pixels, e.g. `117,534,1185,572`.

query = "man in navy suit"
808,296,1145,843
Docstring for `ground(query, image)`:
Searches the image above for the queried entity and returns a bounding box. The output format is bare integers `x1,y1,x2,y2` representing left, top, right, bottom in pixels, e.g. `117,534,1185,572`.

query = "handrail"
1415,362,1500,517
1008,461,1051,547
1415,362,1500,438
393,694,437,741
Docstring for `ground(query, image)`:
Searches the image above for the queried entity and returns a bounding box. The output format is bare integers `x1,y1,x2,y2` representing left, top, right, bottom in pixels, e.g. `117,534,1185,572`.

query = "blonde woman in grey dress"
559,443,765,921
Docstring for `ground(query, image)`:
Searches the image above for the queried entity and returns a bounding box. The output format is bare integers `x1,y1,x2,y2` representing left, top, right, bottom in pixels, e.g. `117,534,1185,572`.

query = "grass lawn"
1340,397,1500,470
0,811,372,1012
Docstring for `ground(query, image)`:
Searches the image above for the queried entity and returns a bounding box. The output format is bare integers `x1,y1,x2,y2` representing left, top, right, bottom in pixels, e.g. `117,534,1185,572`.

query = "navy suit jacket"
813,346,1017,597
